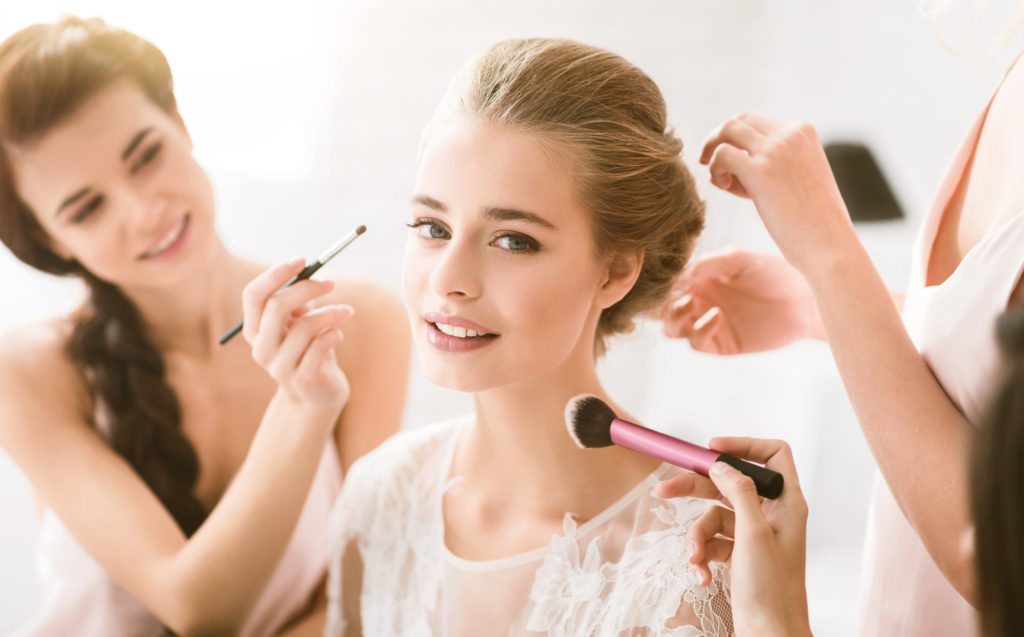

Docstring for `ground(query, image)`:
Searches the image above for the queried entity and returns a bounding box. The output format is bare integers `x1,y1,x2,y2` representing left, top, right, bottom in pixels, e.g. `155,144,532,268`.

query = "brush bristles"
565,394,617,449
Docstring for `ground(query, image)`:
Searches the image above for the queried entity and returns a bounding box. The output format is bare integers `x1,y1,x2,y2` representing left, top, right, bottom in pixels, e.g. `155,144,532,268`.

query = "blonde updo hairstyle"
423,38,705,356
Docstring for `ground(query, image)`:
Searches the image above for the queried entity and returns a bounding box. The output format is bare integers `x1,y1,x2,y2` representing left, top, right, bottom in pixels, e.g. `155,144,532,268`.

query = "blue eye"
406,220,451,240
494,233,539,252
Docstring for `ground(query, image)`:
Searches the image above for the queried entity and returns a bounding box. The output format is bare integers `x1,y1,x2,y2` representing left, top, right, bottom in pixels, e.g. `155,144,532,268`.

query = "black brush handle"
217,261,324,345
716,454,785,499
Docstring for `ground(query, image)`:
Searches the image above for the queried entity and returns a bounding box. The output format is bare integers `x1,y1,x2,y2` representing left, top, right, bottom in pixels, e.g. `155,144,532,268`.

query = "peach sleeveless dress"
13,443,342,637
855,65,1024,635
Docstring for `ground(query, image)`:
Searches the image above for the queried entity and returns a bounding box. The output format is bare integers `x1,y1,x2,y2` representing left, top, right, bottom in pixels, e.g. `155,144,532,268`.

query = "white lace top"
326,417,733,637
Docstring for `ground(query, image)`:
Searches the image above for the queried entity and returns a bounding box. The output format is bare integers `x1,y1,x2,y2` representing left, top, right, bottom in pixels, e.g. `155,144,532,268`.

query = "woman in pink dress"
659,17,1024,637
0,16,410,635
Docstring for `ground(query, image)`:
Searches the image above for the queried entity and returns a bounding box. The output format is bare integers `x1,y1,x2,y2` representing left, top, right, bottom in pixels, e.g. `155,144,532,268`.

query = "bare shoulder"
0,318,89,438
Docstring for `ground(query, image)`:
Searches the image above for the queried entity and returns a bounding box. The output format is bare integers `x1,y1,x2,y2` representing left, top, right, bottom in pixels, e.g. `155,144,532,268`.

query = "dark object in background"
824,142,904,222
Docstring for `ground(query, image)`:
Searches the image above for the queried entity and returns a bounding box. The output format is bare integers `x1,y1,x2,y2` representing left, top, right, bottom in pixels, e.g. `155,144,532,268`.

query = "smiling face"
6,80,218,289
402,120,627,393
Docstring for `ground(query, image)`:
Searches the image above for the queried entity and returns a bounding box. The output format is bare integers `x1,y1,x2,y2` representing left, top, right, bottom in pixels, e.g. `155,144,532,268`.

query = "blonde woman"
326,38,732,636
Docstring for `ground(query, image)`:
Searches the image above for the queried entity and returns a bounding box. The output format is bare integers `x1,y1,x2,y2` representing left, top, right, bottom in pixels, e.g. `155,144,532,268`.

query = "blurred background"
2,0,1022,633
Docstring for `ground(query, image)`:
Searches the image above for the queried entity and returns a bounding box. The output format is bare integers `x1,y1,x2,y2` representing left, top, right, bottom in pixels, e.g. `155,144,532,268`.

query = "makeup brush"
565,394,784,499
218,224,367,345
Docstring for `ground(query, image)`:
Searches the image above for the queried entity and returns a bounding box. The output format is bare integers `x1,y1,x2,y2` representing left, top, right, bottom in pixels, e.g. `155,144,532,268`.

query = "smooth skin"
0,82,410,635
660,53,1024,603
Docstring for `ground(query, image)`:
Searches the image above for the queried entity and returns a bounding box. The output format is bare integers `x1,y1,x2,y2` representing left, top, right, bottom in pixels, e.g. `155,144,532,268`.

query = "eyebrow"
121,127,153,160
54,127,154,218
411,194,556,230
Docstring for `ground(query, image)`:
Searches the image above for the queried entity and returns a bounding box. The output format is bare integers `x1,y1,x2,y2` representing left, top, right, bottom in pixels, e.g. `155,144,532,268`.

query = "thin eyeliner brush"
218,224,367,345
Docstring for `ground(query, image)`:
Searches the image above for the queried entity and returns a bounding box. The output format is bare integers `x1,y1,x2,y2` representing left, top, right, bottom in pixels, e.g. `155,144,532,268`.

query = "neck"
453,338,660,522
117,242,255,359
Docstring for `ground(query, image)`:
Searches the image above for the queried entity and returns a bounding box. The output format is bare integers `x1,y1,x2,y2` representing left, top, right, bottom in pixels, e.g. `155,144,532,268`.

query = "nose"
120,185,166,236
428,236,483,300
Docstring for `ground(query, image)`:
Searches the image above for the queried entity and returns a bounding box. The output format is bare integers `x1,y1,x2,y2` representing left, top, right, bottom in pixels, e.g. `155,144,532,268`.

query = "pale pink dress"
855,70,1024,635
12,443,342,637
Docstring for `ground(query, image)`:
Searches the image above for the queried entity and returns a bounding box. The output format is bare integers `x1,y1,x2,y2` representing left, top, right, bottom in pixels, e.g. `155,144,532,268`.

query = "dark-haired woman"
0,17,410,636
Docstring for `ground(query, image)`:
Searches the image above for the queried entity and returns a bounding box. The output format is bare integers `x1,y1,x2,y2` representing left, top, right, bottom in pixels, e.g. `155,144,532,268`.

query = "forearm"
803,244,975,601
162,390,337,634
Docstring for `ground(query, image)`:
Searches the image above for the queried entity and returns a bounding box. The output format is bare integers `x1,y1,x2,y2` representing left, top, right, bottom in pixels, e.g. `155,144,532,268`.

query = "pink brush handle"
610,418,720,473
609,417,784,499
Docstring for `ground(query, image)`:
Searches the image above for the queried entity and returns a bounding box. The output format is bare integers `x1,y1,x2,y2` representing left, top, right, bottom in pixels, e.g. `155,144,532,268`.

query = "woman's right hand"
242,257,352,412
659,249,824,354
654,438,812,637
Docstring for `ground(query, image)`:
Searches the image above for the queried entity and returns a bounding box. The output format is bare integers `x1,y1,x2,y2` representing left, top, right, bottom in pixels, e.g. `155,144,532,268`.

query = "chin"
421,363,496,393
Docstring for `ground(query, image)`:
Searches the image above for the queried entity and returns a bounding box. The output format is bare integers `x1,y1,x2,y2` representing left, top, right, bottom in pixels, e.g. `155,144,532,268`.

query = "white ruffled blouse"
326,417,733,636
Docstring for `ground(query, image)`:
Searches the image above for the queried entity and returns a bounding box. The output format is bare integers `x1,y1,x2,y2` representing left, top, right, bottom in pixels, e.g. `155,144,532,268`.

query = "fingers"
691,537,734,587
248,280,338,364
707,437,799,485
653,471,727,504
685,307,726,352
700,116,769,164
708,461,767,526
707,143,752,198
241,257,306,341
686,504,736,561
265,305,353,381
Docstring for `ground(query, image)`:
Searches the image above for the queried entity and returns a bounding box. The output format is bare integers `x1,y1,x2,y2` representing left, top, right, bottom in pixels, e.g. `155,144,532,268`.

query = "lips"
421,312,499,352
140,215,190,260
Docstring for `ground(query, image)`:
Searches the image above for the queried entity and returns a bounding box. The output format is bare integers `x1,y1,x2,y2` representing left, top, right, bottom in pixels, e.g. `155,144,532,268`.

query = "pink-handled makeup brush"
565,394,784,499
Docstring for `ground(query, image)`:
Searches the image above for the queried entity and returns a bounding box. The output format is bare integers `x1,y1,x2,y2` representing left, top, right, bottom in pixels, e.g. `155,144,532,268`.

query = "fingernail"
687,541,697,558
289,256,306,267
672,294,693,310
692,306,720,331
710,461,731,476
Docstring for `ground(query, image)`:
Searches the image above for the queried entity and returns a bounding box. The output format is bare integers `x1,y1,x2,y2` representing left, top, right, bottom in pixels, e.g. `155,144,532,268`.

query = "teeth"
145,218,187,258
434,323,488,338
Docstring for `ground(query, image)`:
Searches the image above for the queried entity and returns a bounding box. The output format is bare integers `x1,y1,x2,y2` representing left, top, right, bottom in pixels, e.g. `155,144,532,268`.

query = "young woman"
0,17,409,636
325,38,731,636
659,9,1024,636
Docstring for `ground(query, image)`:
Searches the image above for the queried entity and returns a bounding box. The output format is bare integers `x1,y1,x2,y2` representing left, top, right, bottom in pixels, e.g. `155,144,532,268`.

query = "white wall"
2,0,1021,633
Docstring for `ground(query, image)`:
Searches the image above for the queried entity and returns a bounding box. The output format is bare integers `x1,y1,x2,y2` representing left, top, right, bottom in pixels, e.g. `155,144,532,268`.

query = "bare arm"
330,279,411,473
700,113,977,601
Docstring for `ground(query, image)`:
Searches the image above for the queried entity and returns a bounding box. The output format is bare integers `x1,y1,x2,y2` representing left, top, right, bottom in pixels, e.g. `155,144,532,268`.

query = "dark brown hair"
0,16,205,535
427,38,705,355
972,307,1024,636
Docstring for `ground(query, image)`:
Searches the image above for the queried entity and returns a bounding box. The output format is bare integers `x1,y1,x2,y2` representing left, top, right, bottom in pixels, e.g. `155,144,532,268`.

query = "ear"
595,248,644,309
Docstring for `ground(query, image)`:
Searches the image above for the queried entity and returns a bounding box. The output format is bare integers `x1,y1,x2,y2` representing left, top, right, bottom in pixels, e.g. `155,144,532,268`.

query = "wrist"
270,388,343,433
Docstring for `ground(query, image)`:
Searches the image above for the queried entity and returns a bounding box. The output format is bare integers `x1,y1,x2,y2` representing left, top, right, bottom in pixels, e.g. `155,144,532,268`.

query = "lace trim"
526,498,733,636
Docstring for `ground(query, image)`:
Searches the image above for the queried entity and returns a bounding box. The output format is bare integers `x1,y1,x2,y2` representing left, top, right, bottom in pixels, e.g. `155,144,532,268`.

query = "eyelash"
71,195,104,224
406,218,541,253
69,141,164,224
131,141,163,173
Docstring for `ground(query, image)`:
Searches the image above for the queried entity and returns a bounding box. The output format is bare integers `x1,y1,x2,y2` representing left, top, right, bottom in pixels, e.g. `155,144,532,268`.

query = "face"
7,80,218,289
403,120,621,393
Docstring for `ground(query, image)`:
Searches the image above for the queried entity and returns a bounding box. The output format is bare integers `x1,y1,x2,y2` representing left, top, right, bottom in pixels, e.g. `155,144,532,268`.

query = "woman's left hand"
700,113,859,276
654,437,812,637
